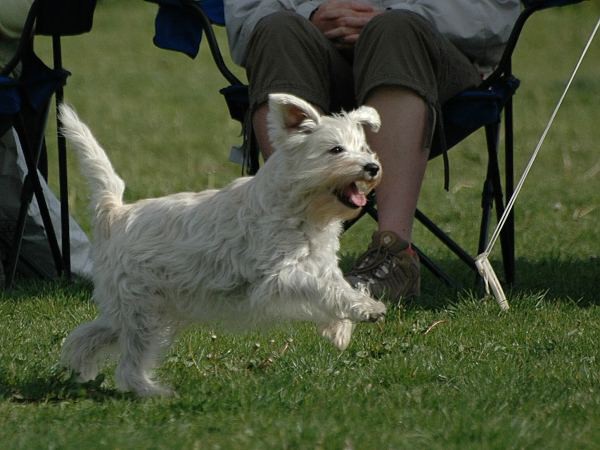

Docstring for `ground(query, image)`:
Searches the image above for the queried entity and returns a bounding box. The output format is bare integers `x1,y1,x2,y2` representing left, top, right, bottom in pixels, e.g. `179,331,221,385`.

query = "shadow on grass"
423,256,598,306
342,252,599,309
0,367,132,404
513,256,599,306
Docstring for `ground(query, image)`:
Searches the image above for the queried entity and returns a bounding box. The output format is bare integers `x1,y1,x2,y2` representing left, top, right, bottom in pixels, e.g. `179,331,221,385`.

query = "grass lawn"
1,1,599,449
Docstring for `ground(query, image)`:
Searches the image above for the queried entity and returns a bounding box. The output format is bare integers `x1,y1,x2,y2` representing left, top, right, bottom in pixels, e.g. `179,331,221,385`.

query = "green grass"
1,1,600,449
2,283,600,449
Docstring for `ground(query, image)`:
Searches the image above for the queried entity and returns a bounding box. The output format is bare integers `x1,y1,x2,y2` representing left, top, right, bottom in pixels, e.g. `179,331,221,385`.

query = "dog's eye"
329,146,345,155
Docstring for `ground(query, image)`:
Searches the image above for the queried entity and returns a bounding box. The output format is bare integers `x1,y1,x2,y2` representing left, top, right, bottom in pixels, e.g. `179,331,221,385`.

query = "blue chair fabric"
148,0,225,58
0,77,21,117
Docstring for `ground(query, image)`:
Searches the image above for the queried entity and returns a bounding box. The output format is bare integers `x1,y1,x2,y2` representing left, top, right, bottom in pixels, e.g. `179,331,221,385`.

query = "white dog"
59,93,386,396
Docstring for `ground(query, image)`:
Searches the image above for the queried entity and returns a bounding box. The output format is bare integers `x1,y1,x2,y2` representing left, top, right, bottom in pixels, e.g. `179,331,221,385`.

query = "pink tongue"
346,184,367,207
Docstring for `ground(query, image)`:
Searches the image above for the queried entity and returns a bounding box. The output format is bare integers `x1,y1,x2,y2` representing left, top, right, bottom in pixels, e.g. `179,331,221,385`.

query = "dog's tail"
59,104,125,231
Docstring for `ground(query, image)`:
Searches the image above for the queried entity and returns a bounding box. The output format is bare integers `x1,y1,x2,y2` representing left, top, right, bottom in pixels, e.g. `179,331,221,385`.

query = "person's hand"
310,0,383,49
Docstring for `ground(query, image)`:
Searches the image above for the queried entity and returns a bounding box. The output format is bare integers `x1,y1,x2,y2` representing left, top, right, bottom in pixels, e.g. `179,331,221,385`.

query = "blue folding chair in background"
147,0,587,289
0,0,97,288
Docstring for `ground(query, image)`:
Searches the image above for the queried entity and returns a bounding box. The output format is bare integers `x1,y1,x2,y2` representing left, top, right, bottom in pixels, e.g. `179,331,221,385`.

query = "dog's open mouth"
334,181,371,209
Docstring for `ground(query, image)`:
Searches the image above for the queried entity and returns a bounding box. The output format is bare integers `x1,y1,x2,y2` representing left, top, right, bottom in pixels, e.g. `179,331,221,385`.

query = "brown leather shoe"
345,231,420,303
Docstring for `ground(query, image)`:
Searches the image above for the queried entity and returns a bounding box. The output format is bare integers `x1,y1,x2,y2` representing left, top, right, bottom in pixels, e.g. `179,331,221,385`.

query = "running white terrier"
59,93,386,397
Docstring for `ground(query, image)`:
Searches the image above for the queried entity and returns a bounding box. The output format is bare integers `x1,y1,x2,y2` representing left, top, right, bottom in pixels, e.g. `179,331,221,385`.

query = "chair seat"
431,76,521,158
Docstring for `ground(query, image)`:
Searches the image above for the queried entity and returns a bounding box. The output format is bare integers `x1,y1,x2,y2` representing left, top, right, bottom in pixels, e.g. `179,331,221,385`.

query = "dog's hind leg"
61,314,119,382
115,313,174,397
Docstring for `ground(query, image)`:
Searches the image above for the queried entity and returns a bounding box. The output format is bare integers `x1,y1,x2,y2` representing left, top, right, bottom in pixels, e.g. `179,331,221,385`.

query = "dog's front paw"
351,299,386,323
318,320,355,351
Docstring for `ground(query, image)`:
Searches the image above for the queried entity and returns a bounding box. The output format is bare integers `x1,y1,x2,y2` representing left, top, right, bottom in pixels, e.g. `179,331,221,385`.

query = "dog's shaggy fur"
59,93,386,396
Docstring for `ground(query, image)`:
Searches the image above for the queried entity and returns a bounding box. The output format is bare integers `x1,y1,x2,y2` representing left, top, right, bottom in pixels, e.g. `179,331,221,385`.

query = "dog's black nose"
364,163,380,177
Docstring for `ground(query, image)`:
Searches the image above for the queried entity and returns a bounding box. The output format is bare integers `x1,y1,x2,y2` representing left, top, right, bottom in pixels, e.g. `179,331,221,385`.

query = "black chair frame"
0,0,94,287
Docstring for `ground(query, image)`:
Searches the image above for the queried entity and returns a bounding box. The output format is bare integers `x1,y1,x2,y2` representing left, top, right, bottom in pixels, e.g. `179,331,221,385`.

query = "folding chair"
0,0,96,288
148,0,587,288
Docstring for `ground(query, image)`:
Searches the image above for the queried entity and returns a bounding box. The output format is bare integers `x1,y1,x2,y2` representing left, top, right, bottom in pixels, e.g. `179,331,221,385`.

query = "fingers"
324,27,360,42
317,7,373,20
321,13,378,49
311,1,383,42
319,13,372,28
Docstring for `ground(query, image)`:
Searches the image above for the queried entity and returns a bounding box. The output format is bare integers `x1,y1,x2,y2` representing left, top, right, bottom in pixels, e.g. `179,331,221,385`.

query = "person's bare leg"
364,86,429,243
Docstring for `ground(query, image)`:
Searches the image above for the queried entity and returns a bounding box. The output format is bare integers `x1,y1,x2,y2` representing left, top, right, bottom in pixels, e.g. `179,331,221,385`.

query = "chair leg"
503,97,516,284
5,175,35,287
480,122,514,285
477,177,494,256
412,243,457,288
5,114,63,288
53,35,72,280
479,123,499,254
414,209,477,272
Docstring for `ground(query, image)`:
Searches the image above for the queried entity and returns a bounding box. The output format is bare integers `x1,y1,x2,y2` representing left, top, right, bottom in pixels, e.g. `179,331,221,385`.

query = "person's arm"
224,0,322,66
382,0,521,69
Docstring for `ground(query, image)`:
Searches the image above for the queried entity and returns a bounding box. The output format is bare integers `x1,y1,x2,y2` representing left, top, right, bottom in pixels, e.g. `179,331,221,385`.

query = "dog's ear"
348,106,381,133
267,93,321,143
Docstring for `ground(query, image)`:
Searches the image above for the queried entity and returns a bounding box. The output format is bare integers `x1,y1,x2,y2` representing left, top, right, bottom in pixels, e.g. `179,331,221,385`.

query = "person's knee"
252,11,314,41
362,10,431,42
246,11,328,76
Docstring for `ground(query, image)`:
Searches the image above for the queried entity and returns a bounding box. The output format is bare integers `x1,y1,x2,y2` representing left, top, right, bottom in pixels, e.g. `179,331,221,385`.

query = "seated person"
224,0,520,303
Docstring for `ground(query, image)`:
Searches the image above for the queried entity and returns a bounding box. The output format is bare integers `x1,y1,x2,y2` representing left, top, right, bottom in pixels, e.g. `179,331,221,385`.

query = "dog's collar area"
334,182,367,209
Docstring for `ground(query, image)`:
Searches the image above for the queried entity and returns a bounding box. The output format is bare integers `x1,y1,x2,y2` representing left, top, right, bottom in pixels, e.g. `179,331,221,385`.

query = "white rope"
477,16,600,310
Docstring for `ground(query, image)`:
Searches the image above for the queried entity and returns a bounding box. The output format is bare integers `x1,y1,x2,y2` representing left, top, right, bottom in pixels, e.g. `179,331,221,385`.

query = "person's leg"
347,11,481,302
364,86,428,243
244,11,353,159
356,11,480,243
